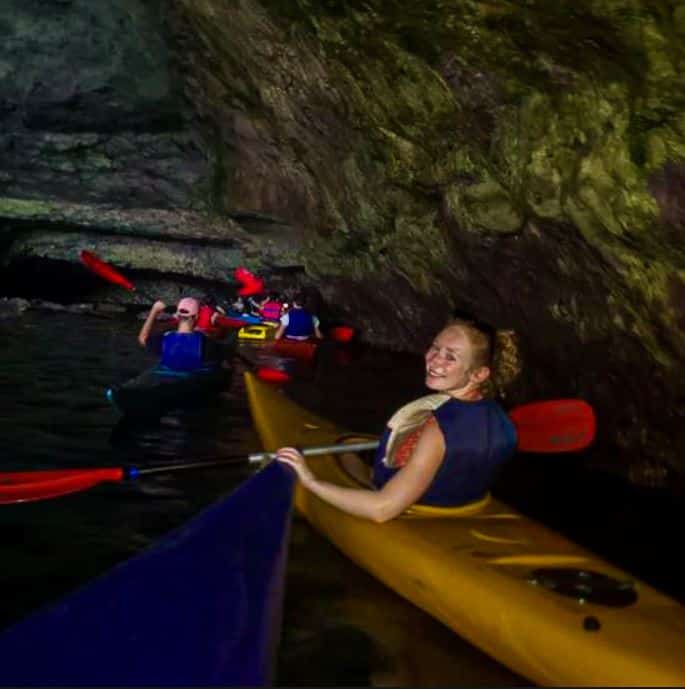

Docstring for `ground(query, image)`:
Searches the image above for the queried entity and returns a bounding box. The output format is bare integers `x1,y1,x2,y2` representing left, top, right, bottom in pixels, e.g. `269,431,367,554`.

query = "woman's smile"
424,326,473,394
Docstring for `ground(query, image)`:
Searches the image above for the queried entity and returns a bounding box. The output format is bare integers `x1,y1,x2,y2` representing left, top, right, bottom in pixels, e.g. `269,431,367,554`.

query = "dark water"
0,313,256,630
0,312,682,686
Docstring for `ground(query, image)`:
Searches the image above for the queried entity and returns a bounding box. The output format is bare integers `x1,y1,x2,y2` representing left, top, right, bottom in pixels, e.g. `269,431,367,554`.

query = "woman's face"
425,326,479,396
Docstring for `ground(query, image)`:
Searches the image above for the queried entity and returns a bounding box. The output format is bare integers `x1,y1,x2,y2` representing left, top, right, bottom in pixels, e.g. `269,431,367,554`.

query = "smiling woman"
275,318,522,522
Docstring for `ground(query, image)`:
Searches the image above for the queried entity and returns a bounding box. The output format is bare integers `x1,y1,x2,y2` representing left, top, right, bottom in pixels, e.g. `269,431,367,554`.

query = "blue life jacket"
160,332,206,372
372,398,517,507
285,308,315,338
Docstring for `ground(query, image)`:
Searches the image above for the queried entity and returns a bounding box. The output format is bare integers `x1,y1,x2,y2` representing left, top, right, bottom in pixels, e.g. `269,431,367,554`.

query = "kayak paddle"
329,326,355,343
257,367,291,383
80,249,163,307
509,399,596,453
80,250,191,313
0,443,378,505
233,266,264,297
0,399,595,505
80,250,138,293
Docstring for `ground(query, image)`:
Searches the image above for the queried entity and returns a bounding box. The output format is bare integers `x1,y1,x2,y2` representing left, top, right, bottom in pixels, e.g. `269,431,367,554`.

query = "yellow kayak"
245,372,685,686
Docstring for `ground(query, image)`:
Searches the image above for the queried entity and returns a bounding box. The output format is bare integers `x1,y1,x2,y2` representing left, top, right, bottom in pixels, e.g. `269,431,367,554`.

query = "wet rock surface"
0,298,128,318
0,297,31,319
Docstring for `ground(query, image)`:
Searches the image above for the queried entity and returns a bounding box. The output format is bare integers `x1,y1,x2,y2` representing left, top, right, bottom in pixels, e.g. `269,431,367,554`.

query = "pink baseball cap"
175,297,200,318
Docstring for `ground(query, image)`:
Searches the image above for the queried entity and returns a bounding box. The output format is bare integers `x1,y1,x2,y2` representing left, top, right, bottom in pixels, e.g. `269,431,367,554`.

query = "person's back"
139,297,207,372
161,297,206,371
275,293,322,341
160,330,206,371
284,307,314,339
259,294,282,322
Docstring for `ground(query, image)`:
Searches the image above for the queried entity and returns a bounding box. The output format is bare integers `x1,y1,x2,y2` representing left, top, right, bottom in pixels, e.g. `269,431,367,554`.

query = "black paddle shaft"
125,458,245,479
124,441,381,479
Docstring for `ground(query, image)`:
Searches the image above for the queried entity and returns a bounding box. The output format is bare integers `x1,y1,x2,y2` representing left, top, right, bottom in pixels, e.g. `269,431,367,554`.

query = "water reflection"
0,313,254,632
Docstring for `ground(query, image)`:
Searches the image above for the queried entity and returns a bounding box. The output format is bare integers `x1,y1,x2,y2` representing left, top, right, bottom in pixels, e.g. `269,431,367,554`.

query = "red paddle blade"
233,266,264,296
0,468,124,505
510,399,596,453
238,278,264,297
234,266,256,283
256,367,291,384
80,250,136,291
330,326,355,343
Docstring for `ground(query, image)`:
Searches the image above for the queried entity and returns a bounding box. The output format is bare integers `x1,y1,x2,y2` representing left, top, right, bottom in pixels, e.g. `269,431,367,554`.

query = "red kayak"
214,315,253,330
271,338,318,360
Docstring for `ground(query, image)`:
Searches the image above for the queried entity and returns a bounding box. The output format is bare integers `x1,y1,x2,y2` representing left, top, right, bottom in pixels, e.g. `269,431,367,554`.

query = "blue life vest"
372,398,517,507
284,309,315,338
160,332,206,372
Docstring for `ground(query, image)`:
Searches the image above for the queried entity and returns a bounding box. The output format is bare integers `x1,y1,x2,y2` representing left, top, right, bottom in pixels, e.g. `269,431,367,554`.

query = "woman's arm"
276,420,446,523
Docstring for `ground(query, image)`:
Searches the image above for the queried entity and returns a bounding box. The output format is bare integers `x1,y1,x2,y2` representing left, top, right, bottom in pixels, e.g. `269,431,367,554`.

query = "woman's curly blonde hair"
444,318,522,398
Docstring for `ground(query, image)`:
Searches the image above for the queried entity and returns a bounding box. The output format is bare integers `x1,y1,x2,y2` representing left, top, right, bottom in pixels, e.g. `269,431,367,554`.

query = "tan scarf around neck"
382,393,451,468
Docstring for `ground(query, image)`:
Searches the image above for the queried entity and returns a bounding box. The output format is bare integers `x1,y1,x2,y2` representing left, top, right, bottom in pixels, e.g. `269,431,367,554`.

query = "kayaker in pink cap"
137,297,207,371
175,297,200,319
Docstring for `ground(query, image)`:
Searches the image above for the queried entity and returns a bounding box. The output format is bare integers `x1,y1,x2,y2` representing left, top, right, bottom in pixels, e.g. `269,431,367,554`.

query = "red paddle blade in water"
0,468,124,505
510,399,596,453
329,326,355,343
256,367,291,384
271,339,318,361
80,250,136,291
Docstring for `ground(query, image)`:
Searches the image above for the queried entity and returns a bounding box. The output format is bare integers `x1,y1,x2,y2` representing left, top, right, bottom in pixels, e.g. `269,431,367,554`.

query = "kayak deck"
244,371,685,687
107,364,231,418
0,461,295,686
238,324,277,341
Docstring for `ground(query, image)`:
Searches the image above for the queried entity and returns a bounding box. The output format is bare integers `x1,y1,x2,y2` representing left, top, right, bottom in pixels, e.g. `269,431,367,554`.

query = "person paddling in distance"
195,293,225,333
231,295,246,314
276,318,521,522
137,297,207,372
257,292,284,323
245,294,264,317
274,292,323,341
